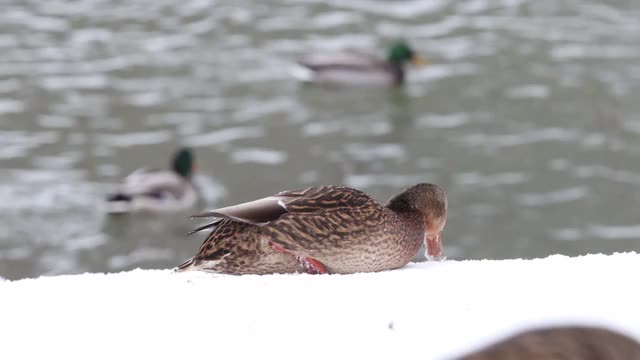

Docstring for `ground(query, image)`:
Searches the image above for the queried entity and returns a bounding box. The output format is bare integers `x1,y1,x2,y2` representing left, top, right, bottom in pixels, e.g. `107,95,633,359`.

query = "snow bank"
2,253,639,360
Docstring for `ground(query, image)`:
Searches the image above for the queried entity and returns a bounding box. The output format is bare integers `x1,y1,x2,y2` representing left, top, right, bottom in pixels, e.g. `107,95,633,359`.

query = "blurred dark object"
458,325,640,360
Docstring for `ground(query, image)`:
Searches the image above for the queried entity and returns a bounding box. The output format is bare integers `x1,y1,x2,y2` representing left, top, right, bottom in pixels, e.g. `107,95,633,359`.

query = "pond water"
1,0,640,279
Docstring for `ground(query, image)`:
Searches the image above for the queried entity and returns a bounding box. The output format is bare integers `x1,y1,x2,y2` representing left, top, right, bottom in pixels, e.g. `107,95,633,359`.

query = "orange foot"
270,242,328,274
298,257,328,274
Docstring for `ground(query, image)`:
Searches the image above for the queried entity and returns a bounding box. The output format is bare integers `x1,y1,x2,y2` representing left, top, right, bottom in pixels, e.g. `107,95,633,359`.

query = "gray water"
1,0,640,280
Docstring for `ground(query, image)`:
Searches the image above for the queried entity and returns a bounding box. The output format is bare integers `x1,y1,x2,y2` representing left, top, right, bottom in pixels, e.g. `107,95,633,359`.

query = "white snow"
2,252,639,360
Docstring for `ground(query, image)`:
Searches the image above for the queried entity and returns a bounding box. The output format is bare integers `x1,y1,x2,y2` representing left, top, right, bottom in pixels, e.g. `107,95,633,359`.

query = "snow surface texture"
2,253,639,360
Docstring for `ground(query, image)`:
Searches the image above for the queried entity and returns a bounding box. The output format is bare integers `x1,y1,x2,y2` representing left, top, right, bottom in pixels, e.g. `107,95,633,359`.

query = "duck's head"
386,183,447,261
387,40,427,67
172,147,195,178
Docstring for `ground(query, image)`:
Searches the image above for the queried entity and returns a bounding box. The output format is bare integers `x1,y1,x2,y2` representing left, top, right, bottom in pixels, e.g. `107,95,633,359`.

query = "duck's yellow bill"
411,56,427,66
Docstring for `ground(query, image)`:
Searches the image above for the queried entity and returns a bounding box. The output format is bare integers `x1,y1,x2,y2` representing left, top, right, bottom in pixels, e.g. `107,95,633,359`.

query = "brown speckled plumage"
458,326,640,360
177,183,447,275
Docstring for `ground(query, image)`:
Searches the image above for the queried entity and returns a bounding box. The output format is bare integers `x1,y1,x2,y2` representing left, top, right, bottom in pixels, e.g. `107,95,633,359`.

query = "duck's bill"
411,55,427,66
425,234,445,261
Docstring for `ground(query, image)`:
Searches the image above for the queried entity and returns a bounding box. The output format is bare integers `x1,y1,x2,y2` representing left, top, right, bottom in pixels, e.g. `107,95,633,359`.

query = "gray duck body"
295,53,405,87
290,41,425,88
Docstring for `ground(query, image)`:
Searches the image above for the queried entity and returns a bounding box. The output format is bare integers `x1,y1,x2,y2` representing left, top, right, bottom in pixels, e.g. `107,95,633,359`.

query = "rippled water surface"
1,0,640,279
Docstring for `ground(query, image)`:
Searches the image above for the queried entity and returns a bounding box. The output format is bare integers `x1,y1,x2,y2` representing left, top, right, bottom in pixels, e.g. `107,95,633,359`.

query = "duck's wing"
293,52,396,86
123,170,189,199
190,185,375,229
274,185,375,212
185,218,225,236
264,188,385,257
191,195,290,226
190,186,383,263
107,169,166,201
298,52,387,71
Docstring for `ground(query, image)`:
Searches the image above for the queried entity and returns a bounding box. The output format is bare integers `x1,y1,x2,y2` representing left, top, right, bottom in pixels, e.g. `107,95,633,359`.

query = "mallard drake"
105,147,197,214
177,183,447,275
459,326,640,359
289,40,426,87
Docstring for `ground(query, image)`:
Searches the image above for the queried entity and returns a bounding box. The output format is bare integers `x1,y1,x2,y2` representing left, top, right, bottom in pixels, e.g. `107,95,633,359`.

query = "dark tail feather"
185,218,224,236
106,193,133,202
190,210,225,219
176,258,195,272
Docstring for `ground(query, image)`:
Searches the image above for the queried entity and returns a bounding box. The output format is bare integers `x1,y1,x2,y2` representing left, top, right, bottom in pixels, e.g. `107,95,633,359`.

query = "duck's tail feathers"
175,256,229,273
185,218,224,236
289,63,315,82
175,258,195,272
106,193,133,202
104,193,134,214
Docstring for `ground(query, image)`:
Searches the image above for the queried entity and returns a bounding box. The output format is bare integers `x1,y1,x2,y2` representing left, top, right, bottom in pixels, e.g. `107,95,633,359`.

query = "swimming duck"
458,326,640,359
177,183,447,275
105,147,197,214
290,40,426,87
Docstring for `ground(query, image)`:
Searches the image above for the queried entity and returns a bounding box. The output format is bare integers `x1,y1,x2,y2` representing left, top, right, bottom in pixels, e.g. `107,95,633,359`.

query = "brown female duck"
458,326,640,360
177,183,447,275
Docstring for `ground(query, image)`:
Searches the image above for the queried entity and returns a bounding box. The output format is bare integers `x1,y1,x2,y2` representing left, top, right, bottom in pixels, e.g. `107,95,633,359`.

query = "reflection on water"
1,0,640,279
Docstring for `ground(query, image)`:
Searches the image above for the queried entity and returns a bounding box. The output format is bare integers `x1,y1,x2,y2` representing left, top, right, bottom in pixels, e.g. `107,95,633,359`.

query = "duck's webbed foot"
298,257,328,275
270,241,328,274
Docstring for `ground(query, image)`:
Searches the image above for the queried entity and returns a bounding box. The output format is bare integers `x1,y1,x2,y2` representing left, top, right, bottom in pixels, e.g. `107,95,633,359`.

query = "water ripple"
97,130,173,147
459,128,580,149
378,15,466,39
64,234,107,252
188,126,265,147
0,131,59,158
515,187,588,207
455,172,529,188
39,75,109,90
344,173,438,189
303,119,392,137
0,247,31,261
551,45,640,61
326,0,448,19
37,115,75,128
3,10,69,32
553,225,640,241
344,143,406,162
574,166,640,186
507,84,550,99
0,180,95,212
233,98,300,122
231,148,288,165
0,99,24,114
416,113,470,129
